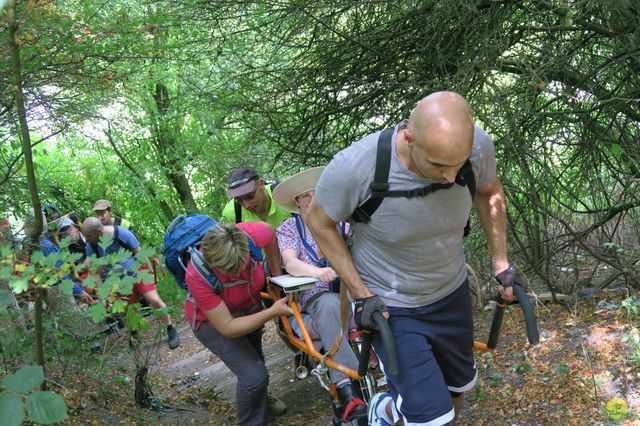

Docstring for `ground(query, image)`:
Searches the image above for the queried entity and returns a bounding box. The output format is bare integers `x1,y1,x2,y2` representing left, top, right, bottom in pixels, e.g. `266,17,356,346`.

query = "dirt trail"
84,288,640,425
149,320,337,425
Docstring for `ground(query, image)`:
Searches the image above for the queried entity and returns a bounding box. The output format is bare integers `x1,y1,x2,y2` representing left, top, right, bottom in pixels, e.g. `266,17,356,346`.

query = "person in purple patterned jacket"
274,167,366,420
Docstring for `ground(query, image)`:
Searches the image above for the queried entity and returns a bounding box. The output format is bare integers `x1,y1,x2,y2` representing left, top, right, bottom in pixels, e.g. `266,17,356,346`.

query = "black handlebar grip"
487,299,506,349
512,284,540,345
373,311,399,375
357,331,373,377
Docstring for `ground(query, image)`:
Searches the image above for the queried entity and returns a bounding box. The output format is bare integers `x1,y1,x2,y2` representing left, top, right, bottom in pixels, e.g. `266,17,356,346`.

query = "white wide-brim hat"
273,167,325,213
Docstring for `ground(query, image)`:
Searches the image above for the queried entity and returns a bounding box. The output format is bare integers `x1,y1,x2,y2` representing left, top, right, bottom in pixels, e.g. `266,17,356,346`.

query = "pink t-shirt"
184,222,273,330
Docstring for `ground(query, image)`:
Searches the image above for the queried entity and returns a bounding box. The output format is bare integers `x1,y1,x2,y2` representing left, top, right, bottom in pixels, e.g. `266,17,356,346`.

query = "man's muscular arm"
306,200,372,299
475,177,515,301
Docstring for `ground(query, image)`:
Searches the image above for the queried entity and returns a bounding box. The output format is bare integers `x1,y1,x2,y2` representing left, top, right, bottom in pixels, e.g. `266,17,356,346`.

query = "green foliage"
622,297,639,319
469,384,490,401
0,365,68,425
89,302,107,323
123,302,152,332
621,326,640,367
26,391,68,424
2,365,45,393
155,272,185,310
603,242,625,256
554,362,569,376
0,237,174,359
0,290,12,305
621,297,640,366
0,393,24,426
510,353,533,375
114,375,129,386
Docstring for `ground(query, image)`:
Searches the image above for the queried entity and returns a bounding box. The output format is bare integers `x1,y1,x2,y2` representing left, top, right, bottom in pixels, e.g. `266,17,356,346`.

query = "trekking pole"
485,283,539,350
357,311,399,376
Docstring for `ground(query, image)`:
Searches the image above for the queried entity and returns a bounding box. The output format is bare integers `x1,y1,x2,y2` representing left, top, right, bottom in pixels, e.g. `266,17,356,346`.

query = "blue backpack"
161,214,263,294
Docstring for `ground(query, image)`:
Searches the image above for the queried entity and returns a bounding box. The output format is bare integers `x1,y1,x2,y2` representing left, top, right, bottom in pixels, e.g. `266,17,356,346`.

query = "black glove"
354,295,388,331
495,264,528,291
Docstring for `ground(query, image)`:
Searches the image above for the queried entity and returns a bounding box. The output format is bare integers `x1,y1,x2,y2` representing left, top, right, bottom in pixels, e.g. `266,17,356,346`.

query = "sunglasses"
235,186,259,203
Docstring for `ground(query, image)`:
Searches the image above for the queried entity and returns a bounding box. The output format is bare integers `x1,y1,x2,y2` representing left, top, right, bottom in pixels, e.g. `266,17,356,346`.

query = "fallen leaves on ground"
465,289,640,425
45,287,640,425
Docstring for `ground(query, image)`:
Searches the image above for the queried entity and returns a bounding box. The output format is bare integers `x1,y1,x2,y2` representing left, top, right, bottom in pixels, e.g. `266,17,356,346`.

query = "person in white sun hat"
273,166,367,422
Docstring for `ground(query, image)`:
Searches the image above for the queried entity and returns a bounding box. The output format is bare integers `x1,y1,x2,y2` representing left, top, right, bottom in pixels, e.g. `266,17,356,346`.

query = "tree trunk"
152,82,199,213
8,0,47,388
105,125,175,221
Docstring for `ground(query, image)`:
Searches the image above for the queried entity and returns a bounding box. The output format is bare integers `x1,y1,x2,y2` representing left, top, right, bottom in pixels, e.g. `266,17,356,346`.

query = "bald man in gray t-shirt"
314,121,495,308
307,92,519,425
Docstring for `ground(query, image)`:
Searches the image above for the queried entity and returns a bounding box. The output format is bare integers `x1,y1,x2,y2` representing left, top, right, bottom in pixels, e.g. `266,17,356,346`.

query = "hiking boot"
167,325,180,349
337,382,368,422
267,395,286,417
368,392,393,426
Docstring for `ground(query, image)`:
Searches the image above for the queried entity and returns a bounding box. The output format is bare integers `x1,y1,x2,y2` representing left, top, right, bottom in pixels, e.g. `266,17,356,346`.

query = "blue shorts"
372,280,477,425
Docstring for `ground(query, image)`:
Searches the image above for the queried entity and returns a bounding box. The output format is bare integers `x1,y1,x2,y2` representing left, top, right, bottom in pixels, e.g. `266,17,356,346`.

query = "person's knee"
237,366,269,392
310,294,340,317
142,292,165,308
392,366,467,424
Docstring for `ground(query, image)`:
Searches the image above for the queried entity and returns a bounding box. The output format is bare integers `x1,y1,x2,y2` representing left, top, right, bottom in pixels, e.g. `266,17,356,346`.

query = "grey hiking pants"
306,292,359,384
194,322,268,426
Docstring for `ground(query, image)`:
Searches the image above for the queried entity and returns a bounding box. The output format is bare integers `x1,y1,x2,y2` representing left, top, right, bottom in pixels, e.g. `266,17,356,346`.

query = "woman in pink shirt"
184,221,292,426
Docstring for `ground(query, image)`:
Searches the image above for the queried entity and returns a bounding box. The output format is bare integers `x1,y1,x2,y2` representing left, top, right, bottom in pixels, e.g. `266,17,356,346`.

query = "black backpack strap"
114,217,122,226
456,159,476,201
89,242,100,257
352,128,394,223
373,181,455,199
234,201,242,224
351,127,477,232
456,159,476,236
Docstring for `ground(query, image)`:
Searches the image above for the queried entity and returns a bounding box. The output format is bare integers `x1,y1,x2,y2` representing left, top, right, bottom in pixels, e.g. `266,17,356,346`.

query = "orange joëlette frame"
262,283,362,381
263,286,525,383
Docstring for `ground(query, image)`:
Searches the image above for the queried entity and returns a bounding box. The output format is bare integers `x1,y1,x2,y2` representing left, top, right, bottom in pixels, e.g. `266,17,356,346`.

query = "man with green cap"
220,166,291,229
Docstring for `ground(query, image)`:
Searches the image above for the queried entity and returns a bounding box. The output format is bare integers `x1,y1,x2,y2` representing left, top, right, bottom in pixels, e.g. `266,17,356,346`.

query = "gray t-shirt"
315,123,497,308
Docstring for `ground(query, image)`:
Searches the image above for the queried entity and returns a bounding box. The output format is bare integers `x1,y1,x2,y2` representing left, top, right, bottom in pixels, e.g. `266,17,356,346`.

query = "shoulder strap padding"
457,160,475,236
457,159,476,201
247,236,263,263
352,127,476,224
188,246,222,294
89,242,99,257
351,128,394,223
